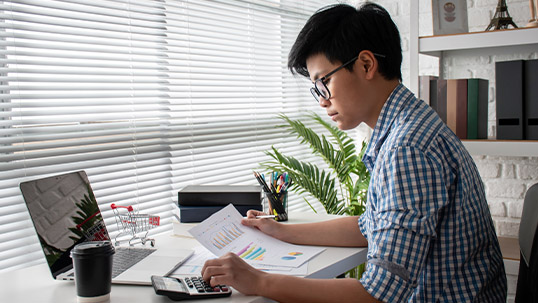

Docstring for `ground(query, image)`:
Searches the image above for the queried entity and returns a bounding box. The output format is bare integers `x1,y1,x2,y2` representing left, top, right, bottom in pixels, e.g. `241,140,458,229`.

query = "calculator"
151,275,232,301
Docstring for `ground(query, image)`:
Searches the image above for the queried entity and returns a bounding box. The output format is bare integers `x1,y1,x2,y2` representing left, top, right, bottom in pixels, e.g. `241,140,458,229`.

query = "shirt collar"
362,83,413,171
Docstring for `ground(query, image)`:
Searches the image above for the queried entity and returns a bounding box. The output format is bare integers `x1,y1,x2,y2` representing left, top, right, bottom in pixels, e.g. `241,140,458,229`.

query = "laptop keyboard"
112,247,156,278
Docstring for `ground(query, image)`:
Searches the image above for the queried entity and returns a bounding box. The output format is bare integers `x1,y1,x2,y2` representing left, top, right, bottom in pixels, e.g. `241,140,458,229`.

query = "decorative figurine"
486,0,518,30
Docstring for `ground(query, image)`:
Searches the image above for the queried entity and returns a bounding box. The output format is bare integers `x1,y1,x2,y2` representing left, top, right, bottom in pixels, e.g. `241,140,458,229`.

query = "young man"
202,3,507,302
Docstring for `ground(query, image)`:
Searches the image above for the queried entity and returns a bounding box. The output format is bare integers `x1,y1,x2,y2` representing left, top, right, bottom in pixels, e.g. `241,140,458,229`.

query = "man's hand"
241,209,285,240
201,252,267,296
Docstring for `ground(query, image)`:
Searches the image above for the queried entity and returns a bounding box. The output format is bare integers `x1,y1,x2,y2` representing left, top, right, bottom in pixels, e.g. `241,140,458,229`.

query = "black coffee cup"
71,241,115,303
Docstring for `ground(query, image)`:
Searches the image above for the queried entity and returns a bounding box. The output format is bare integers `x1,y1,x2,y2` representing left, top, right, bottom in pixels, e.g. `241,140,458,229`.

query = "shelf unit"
409,3,538,157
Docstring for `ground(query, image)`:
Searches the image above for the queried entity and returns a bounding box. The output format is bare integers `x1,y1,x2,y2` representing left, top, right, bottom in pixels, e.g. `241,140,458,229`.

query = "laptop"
20,170,193,285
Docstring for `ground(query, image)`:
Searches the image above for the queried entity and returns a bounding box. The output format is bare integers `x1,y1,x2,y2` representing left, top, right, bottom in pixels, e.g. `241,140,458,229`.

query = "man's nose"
319,96,330,107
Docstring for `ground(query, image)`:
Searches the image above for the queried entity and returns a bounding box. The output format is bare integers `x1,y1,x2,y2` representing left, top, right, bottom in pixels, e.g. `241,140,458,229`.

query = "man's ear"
358,50,377,80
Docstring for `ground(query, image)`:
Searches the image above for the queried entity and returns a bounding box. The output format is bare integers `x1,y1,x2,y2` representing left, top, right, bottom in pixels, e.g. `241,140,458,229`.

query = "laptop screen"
20,171,110,278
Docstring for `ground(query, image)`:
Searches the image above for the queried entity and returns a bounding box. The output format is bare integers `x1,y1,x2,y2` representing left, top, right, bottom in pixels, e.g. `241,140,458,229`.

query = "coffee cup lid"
71,241,115,258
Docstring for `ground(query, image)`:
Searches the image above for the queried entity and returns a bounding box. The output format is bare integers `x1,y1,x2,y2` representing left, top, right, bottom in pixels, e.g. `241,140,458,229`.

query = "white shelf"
463,140,538,157
410,4,538,157
419,27,538,57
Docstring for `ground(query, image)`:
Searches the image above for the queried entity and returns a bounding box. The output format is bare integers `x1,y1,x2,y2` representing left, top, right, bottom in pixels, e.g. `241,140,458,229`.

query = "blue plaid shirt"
358,84,507,302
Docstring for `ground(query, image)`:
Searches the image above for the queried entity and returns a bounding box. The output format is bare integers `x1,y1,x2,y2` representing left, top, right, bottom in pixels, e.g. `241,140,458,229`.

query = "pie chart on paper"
281,251,304,260
281,256,296,260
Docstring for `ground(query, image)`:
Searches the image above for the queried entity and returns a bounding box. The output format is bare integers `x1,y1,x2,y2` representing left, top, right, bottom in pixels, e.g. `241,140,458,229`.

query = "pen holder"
264,191,288,221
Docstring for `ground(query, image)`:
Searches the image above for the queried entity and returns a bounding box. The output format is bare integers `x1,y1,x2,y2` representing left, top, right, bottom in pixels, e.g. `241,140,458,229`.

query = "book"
446,79,458,134
446,79,467,138
419,75,438,105
467,78,489,139
429,77,439,112
455,79,468,139
436,79,448,124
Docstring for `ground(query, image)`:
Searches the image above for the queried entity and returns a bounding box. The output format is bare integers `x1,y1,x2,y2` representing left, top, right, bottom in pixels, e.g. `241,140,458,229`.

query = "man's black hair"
288,2,402,81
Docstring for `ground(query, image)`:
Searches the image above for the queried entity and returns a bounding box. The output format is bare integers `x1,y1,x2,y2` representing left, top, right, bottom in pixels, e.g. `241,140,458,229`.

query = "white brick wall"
474,155,538,237
347,1,538,301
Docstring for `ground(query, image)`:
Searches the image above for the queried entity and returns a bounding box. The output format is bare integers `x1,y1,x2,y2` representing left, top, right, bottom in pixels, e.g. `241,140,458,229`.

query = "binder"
446,79,467,139
455,79,468,139
447,79,458,133
496,60,524,140
467,78,489,139
525,59,538,140
419,75,438,106
429,77,439,113
178,185,263,206
179,205,263,223
436,79,448,124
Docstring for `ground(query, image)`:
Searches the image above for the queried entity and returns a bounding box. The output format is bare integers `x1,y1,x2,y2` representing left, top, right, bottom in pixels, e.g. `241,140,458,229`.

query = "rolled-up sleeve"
359,146,448,302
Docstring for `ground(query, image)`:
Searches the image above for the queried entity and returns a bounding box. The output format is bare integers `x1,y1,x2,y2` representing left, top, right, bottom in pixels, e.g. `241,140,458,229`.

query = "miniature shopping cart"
111,203,160,247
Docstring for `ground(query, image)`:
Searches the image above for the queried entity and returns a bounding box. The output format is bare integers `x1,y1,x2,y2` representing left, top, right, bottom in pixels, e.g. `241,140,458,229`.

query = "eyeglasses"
310,53,386,103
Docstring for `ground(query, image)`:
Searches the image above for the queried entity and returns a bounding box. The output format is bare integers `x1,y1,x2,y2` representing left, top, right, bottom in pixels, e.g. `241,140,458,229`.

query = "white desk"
3,213,367,303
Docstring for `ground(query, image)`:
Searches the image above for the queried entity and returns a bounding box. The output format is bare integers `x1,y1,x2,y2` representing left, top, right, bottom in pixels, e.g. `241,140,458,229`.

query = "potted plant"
261,112,370,217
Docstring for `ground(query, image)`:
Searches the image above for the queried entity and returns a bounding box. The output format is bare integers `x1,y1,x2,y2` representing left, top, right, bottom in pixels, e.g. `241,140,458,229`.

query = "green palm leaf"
278,113,356,187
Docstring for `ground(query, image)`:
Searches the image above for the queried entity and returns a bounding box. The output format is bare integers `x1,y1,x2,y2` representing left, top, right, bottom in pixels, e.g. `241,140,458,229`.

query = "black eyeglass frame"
310,53,386,103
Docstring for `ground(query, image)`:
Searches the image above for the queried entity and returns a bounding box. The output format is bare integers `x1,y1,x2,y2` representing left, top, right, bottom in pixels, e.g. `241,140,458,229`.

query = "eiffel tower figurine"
486,0,518,30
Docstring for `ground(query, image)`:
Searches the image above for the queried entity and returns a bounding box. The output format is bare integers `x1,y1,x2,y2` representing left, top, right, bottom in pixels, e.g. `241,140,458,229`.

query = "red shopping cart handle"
76,210,102,229
111,203,134,212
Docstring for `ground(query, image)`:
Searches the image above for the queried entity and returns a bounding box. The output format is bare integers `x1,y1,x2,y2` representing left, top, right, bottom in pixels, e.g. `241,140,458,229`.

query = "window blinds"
0,0,329,273
162,0,329,198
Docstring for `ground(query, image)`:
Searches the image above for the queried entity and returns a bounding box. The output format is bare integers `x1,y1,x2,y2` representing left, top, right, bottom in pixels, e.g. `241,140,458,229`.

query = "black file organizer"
525,59,538,140
177,185,263,223
496,60,524,140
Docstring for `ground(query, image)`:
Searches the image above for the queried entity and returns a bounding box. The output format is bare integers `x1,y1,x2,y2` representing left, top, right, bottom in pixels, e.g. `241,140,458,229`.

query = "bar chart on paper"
237,242,266,261
211,222,245,250
189,204,325,268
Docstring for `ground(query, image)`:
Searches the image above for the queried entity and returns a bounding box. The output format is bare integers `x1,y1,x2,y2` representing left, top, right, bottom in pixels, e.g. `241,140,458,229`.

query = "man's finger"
245,209,265,218
241,217,262,227
201,258,220,275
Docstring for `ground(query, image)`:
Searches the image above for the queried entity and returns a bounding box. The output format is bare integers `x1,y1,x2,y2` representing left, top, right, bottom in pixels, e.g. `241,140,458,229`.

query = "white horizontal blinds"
164,0,329,211
0,0,333,273
0,0,171,272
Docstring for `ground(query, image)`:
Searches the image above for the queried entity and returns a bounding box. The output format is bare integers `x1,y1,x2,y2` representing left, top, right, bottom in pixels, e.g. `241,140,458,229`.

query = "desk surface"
4,212,367,303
